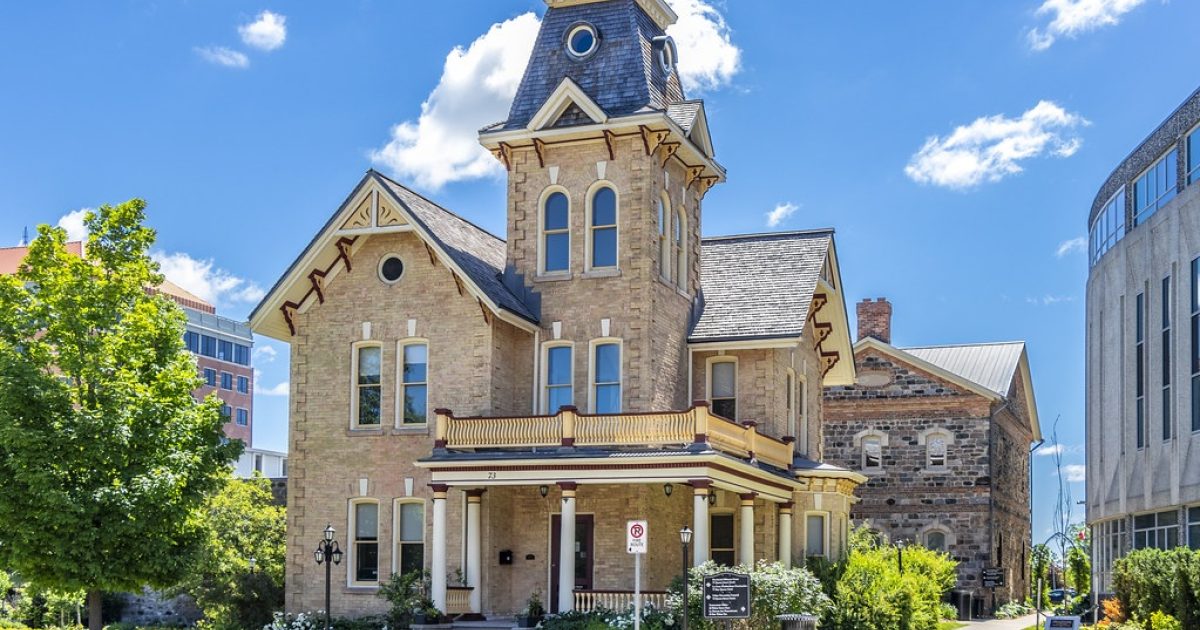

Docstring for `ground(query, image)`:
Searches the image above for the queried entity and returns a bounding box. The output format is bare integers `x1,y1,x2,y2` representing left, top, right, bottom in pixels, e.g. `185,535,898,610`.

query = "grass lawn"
937,623,968,630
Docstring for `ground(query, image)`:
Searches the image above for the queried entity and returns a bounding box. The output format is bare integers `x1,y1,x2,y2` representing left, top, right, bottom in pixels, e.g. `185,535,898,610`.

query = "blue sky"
1,0,1196,545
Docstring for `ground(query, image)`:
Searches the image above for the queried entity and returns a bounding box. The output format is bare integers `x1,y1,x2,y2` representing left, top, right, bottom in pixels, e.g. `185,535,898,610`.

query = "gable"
526,78,608,131
827,346,987,403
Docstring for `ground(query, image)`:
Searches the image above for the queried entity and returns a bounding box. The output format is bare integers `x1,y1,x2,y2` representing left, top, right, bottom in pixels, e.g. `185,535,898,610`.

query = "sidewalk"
960,614,1039,629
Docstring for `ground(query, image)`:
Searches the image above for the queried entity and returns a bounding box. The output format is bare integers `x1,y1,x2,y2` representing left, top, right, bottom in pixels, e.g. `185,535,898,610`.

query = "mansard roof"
501,0,685,130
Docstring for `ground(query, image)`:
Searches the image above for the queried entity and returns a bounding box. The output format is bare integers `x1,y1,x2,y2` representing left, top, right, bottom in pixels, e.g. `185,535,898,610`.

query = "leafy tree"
1066,544,1091,598
1030,544,1052,609
179,474,285,629
830,543,957,630
0,202,241,629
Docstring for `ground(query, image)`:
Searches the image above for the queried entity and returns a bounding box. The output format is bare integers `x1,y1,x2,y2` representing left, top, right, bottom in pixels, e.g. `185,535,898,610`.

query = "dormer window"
565,23,598,59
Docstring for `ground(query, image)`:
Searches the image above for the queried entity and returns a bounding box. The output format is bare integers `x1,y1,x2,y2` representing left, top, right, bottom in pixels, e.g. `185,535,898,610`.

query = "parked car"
1048,588,1077,604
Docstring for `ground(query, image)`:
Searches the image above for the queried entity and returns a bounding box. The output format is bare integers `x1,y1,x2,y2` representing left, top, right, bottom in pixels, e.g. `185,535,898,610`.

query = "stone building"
250,0,866,620
824,298,1041,612
1085,85,1200,595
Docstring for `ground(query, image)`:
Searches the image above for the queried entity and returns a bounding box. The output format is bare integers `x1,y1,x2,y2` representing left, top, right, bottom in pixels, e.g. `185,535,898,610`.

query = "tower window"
589,186,617,269
591,341,621,414
542,191,570,274
379,255,405,283
674,206,686,290
565,23,598,59
658,197,670,281
544,344,573,413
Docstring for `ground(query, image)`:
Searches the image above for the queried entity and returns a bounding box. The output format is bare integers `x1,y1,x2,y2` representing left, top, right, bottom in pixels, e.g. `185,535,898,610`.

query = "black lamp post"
680,525,693,630
896,540,907,575
313,524,343,630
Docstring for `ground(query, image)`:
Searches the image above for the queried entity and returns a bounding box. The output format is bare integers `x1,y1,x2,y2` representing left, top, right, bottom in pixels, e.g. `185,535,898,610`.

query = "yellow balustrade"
576,412,693,446
445,586,473,615
574,590,670,613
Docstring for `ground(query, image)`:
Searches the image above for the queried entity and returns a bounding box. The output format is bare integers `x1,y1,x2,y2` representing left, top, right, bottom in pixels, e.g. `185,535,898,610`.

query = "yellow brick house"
250,0,864,620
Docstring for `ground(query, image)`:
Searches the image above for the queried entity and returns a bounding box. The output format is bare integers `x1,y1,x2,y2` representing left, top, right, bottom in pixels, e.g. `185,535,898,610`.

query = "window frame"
392,498,427,577
541,341,575,414
657,193,671,282
1192,258,1200,433
1133,148,1179,226
918,428,954,470
1133,509,1180,550
351,342,384,430
236,408,249,426
584,182,619,272
203,368,217,387
674,203,687,291
706,356,738,421
395,339,430,427
348,499,381,587
237,375,250,394
587,338,623,414
220,371,233,391
805,512,829,559
1137,292,1147,448
538,187,572,276
853,429,888,473
785,368,797,439
1089,187,1126,267
709,510,736,567
1163,276,1173,441
1188,124,1200,185
797,374,809,454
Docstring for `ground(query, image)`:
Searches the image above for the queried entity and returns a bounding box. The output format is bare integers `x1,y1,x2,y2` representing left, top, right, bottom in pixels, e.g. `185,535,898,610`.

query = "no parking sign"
627,520,647,554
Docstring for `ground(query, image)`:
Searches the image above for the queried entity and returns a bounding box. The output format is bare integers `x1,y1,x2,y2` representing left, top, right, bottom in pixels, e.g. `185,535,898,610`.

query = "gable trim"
527,78,608,131
854,337,1003,403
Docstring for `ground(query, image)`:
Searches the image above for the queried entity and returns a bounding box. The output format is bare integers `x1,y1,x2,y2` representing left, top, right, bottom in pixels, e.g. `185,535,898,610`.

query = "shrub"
376,570,440,626
1114,547,1200,626
0,620,30,629
994,600,1034,619
672,560,831,629
540,603,676,630
829,543,957,630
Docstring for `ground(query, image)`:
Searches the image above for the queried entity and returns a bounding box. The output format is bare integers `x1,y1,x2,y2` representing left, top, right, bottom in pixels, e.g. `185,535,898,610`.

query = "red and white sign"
627,520,648,554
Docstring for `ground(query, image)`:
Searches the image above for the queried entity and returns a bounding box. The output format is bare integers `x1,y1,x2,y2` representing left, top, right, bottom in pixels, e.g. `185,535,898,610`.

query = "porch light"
539,485,549,498
708,492,717,506
679,525,692,545
663,483,673,497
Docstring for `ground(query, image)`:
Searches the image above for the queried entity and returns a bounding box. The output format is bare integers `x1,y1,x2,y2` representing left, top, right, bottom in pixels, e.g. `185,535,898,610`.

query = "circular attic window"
378,255,405,284
657,36,677,75
566,23,598,58
855,370,893,388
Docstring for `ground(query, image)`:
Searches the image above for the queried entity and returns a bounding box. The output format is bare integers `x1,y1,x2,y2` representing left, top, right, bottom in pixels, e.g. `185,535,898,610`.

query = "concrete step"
451,618,518,629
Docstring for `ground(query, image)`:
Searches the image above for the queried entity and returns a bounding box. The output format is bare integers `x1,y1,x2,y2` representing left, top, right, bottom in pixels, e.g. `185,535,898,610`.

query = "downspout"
1029,438,1045,602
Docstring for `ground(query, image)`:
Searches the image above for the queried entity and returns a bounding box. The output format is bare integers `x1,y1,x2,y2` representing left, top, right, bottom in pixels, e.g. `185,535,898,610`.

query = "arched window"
352,343,383,428
542,190,570,274
393,499,426,577
926,530,947,552
589,185,618,269
919,428,953,470
543,343,574,413
397,341,428,426
861,436,882,471
674,206,686,290
590,340,622,413
657,196,670,280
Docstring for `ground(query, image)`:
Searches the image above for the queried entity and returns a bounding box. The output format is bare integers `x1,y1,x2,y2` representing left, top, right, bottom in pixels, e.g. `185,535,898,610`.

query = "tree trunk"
88,589,103,630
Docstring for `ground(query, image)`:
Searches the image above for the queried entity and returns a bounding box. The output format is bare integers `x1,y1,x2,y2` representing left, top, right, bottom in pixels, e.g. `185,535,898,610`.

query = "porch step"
451,618,517,629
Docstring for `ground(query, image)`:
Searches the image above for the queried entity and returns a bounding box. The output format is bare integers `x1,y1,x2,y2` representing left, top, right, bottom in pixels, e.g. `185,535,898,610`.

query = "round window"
566,23,598,58
378,255,404,284
657,37,677,75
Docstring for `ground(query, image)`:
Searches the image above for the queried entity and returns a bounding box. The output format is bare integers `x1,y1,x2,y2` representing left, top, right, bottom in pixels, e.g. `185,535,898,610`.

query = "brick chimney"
857,298,892,343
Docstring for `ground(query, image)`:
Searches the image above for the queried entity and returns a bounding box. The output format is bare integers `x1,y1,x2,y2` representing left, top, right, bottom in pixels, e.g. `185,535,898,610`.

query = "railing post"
434,408,451,449
560,405,578,450
688,402,710,452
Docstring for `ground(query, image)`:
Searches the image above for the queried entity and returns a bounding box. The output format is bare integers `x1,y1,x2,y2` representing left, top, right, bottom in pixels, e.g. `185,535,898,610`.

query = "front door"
550,514,594,611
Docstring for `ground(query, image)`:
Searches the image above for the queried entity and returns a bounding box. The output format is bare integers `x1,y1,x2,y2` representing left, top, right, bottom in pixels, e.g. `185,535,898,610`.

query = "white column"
778,502,793,568
692,481,710,566
430,485,449,613
465,490,484,614
557,482,577,613
739,493,756,566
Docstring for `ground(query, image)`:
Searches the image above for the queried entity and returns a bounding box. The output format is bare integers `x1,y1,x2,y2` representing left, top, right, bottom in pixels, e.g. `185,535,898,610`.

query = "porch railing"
433,403,794,471
574,590,670,613
445,586,473,615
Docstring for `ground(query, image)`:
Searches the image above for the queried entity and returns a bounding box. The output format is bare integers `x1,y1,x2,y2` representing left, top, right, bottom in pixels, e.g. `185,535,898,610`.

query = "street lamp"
896,540,907,575
314,524,343,630
679,526,693,630
248,557,257,574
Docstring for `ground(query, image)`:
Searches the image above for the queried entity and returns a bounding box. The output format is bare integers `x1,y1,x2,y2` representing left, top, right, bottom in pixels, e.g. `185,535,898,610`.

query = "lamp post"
679,525,693,630
896,540,906,575
313,524,343,630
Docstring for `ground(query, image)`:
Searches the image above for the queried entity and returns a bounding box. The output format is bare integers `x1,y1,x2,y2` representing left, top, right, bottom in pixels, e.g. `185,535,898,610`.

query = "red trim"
428,461,795,493
434,439,448,448
429,483,450,493
561,437,576,447
465,489,486,498
557,481,578,491
739,492,758,501
689,479,712,489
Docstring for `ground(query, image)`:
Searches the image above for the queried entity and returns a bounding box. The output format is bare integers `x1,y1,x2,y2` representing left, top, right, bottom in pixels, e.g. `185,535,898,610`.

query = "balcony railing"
433,403,794,471
574,590,670,613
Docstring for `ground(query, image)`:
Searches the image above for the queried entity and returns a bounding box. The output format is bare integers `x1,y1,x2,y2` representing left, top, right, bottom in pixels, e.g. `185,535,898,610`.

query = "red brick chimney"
857,298,892,343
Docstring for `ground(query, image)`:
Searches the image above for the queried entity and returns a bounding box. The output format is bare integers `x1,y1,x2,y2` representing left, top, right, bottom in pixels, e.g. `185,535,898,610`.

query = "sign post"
627,520,648,630
702,571,751,624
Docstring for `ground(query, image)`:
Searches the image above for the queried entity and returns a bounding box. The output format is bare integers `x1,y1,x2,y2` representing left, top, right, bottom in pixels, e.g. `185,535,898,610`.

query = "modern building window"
591,341,621,414
542,190,570,274
1189,128,1200,184
926,530,948,553
254,453,263,472
1163,276,1173,441
861,436,882,471
1134,510,1179,550
674,207,686,290
657,196,670,281
399,343,428,425
281,458,288,477
1134,149,1178,226
806,513,827,558
544,344,573,413
394,500,426,577
237,375,249,394
234,344,251,366
354,344,382,427
589,186,617,269
218,339,234,362
220,372,233,390
1137,292,1146,448
1189,507,1200,550
201,335,217,358
220,404,231,421
710,513,735,566
236,408,248,426
204,368,217,387
1192,258,1199,432
1089,187,1125,266
709,359,737,420
351,501,379,584
185,331,200,353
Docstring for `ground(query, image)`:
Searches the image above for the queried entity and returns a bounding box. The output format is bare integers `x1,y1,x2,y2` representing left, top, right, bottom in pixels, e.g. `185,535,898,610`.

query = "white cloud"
195,46,250,69
1056,236,1087,258
668,0,742,93
1028,0,1147,51
56,208,90,241
239,11,287,51
1038,443,1066,456
765,202,799,227
257,380,289,396
371,1,741,191
1026,294,1076,306
253,345,278,363
1064,464,1087,483
152,251,265,308
905,101,1087,190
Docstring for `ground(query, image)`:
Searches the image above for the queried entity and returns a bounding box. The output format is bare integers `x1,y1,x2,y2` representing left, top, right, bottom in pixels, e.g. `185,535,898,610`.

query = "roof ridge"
369,170,508,245
901,340,1026,350
701,228,835,243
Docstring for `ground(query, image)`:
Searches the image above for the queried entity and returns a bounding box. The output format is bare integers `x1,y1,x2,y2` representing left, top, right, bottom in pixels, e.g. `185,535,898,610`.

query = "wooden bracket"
307,269,327,304
697,176,719,199
685,165,705,189
819,348,840,376
424,243,438,267
280,302,300,336
659,142,680,168
478,298,492,325
533,138,547,168
640,125,669,155
812,321,833,346
809,293,828,320
497,142,514,170
451,272,465,297
603,129,617,161
334,237,356,272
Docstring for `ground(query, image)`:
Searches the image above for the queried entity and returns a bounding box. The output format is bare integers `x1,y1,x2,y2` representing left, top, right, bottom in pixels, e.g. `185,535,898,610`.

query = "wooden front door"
550,514,594,611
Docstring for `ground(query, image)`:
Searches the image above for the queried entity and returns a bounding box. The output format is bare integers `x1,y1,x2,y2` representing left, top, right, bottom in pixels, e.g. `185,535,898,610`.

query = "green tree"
179,474,285,629
0,202,241,630
1030,544,1052,609
1066,544,1091,598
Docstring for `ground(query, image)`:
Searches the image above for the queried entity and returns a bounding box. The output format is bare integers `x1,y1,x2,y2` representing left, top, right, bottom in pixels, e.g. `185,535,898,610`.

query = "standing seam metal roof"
901,341,1025,396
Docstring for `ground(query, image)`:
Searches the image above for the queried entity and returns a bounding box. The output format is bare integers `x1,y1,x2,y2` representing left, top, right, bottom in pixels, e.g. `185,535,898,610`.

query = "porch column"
778,502,793,568
691,480,710,566
557,482,577,613
465,489,485,614
739,493,756,565
430,484,449,613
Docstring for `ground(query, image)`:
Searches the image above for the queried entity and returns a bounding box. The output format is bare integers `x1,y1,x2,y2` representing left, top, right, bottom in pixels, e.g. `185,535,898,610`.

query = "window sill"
392,425,430,436
343,585,379,594
920,467,949,474
861,468,885,476
534,272,573,283
346,428,385,437
582,268,620,279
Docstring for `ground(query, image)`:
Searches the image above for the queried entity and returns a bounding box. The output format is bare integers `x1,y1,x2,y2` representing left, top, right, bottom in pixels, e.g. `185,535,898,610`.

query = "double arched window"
673,207,686,289
657,193,688,291
588,185,618,270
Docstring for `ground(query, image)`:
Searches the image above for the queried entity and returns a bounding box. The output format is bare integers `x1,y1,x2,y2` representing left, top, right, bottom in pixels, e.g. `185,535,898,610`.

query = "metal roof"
901,341,1026,396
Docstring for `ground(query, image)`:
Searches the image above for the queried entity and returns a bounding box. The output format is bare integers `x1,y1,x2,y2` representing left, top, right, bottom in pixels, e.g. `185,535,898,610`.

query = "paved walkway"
961,614,1039,629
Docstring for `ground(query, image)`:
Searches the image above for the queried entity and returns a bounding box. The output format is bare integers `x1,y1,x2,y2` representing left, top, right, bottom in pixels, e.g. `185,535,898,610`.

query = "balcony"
432,403,794,471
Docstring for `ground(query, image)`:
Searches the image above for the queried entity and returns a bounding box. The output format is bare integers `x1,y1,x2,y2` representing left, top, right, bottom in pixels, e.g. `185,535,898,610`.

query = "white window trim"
538,186,572,276
350,341,384,430
658,193,671,282
785,368,797,439
917,428,953,470
392,498,427,576
674,204,687,292
587,338,623,414
541,341,575,414
377,253,406,284
348,498,381,588
395,339,431,429
804,511,830,559
797,373,808,453
705,355,739,421
584,180,619,272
